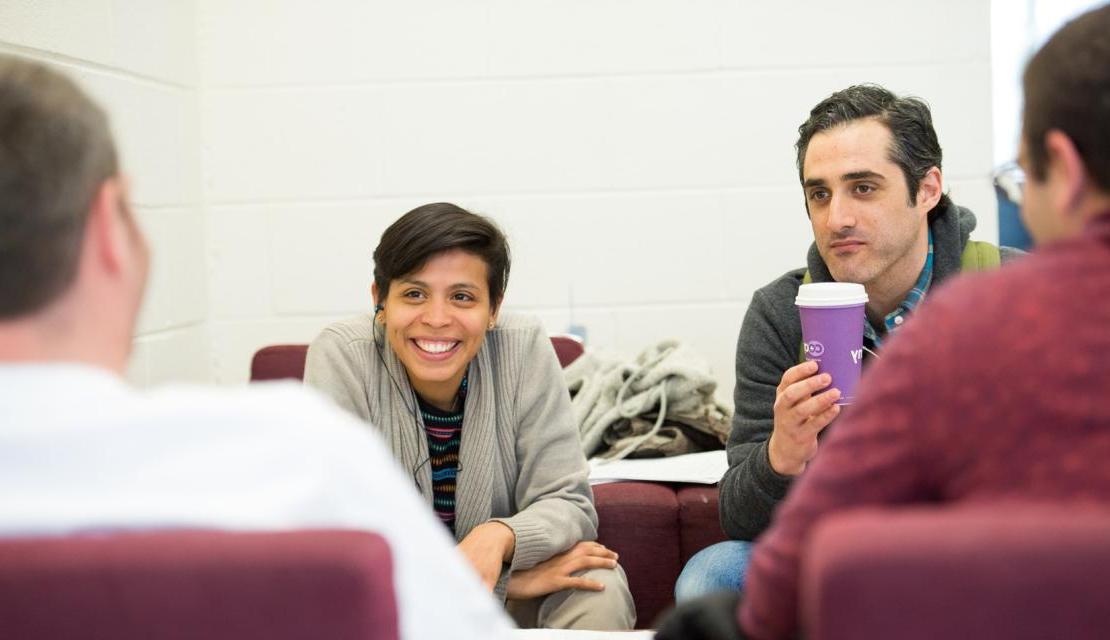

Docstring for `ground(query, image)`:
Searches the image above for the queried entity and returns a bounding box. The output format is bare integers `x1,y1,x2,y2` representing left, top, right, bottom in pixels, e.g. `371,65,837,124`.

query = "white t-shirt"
0,363,514,639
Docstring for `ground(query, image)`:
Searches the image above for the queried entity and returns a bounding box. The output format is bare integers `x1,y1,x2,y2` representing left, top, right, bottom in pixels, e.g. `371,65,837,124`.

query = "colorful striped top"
416,375,467,534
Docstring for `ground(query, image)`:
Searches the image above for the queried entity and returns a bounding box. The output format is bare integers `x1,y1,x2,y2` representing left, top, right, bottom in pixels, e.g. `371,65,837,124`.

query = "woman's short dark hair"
373,202,511,307
795,84,950,214
1022,5,1110,190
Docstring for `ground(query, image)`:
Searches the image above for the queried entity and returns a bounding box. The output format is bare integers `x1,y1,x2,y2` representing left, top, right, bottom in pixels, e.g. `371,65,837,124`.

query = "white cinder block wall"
199,0,997,400
0,1,207,386
4,1,997,400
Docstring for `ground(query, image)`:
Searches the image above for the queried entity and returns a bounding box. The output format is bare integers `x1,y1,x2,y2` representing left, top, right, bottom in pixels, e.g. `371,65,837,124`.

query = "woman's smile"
410,338,463,360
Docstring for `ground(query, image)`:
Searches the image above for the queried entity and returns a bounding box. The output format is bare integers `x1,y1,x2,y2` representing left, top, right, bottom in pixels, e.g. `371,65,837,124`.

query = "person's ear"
371,282,384,321
916,166,943,214
488,299,502,330
1044,129,1087,216
87,177,130,276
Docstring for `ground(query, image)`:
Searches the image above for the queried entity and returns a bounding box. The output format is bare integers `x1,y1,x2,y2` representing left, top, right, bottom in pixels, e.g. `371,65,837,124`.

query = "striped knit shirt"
416,375,467,534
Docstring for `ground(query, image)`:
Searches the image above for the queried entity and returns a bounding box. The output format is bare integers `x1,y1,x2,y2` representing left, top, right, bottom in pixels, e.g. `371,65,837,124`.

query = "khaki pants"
506,563,636,630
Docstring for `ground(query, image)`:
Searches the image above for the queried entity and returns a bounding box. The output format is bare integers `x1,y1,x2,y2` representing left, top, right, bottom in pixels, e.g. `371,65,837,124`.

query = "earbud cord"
371,312,432,487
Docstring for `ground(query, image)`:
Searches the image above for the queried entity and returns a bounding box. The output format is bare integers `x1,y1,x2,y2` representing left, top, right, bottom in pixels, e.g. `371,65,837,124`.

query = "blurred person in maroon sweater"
657,5,1110,639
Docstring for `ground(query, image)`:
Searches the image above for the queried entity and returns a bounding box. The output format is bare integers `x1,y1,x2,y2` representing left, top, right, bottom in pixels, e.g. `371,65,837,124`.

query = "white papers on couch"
587,450,728,485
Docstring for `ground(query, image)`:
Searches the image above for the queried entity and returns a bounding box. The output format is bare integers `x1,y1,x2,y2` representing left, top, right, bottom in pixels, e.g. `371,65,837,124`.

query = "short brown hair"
796,84,950,214
1022,5,1110,189
0,55,119,317
373,203,511,307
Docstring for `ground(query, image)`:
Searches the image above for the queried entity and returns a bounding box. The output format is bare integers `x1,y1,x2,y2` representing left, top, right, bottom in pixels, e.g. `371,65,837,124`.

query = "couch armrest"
594,482,680,628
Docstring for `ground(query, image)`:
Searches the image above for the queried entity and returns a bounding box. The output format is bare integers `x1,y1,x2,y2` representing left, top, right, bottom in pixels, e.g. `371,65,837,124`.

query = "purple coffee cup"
795,283,868,405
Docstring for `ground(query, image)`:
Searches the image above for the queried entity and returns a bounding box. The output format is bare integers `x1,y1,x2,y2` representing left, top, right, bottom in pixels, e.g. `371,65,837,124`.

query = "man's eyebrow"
842,170,886,181
802,178,826,189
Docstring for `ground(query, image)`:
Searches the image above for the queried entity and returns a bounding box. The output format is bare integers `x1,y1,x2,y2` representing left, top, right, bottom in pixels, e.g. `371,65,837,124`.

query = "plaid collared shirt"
863,230,934,350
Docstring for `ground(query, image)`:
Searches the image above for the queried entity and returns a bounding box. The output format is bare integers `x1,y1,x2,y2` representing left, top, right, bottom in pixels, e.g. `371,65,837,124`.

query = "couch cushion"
676,485,727,565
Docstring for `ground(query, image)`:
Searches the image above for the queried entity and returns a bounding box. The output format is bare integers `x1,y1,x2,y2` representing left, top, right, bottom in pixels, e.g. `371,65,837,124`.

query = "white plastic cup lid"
795,282,868,307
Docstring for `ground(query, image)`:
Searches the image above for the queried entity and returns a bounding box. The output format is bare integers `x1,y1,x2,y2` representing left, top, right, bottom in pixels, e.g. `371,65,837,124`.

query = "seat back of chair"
801,505,1110,640
549,333,585,368
251,344,310,381
0,529,398,640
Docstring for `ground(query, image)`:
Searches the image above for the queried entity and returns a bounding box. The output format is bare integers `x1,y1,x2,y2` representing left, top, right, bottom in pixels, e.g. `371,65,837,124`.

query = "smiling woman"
303,203,635,631
369,205,509,413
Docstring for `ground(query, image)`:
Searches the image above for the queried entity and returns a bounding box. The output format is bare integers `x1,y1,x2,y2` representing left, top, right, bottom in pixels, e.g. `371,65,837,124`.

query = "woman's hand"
506,541,619,601
457,521,517,591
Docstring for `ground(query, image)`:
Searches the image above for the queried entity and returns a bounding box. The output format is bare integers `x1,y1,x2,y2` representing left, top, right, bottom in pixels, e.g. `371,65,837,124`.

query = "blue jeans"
674,540,752,602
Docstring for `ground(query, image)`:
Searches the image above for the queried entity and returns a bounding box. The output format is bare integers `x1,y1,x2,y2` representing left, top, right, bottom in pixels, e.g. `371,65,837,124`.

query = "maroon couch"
801,505,1110,640
251,343,728,627
0,530,398,640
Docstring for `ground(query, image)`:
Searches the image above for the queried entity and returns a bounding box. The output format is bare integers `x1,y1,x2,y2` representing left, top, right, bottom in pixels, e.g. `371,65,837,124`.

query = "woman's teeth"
415,339,458,354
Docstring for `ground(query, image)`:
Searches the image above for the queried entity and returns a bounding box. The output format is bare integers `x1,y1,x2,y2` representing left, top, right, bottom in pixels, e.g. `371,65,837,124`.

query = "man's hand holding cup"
769,282,869,476
768,360,841,476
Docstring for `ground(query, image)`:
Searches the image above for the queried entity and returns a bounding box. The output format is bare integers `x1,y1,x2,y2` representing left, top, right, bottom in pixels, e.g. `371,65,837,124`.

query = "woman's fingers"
564,553,619,576
573,541,618,560
561,576,606,592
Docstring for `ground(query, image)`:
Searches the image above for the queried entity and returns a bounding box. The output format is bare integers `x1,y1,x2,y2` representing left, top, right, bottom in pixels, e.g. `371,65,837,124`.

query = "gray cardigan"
304,312,597,586
718,201,1025,541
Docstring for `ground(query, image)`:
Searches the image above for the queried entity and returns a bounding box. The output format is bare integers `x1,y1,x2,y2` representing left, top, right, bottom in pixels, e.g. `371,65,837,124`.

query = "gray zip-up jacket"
719,201,1025,540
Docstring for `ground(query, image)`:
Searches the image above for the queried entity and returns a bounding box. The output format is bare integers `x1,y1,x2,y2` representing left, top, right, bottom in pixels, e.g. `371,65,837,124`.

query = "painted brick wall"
3,1,997,398
199,0,996,399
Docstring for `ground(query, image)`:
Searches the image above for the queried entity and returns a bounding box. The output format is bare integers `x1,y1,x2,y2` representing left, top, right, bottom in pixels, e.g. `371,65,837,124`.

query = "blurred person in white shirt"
0,54,513,640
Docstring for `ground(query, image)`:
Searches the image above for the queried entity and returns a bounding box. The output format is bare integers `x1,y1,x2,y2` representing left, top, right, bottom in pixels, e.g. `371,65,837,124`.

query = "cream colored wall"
0,1,997,397
199,0,996,399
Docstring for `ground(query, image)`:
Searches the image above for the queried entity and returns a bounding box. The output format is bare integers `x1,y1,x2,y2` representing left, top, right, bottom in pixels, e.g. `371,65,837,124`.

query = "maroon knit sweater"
740,213,1110,640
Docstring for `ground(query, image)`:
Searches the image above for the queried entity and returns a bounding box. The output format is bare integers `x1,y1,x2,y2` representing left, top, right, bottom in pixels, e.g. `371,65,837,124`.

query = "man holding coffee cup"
675,84,1023,600
660,7,1110,638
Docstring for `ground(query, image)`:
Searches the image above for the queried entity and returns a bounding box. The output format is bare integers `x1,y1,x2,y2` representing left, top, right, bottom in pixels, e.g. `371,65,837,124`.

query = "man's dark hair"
0,55,119,318
1023,5,1110,190
795,84,949,213
373,202,511,307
